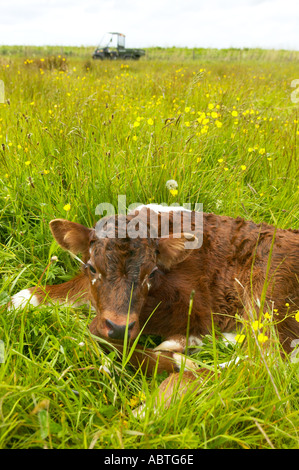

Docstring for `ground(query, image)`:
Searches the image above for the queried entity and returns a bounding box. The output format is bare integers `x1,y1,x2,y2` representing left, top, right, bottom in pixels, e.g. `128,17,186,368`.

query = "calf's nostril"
128,321,136,331
105,319,136,340
105,319,115,330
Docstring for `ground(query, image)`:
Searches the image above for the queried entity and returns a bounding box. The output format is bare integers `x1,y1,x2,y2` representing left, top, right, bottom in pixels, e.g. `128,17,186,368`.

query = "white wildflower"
166,179,178,190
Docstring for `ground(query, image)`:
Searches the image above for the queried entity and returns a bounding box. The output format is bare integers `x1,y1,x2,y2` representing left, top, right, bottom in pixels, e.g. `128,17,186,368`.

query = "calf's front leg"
103,341,198,376
114,334,200,376
154,334,204,355
9,274,90,310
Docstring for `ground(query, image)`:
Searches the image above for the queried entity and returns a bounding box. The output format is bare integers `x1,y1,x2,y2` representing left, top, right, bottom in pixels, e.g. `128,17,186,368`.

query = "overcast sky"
0,0,298,50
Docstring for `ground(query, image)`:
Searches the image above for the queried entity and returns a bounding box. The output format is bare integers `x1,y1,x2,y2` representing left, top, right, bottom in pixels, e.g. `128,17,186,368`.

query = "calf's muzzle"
105,319,136,340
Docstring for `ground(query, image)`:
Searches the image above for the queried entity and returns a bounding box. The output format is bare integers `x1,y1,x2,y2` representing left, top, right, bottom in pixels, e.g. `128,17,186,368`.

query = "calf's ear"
157,233,199,270
49,219,92,254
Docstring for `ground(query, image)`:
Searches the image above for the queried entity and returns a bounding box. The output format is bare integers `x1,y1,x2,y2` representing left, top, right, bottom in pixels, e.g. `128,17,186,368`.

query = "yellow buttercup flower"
252,321,263,331
235,334,245,343
170,189,178,196
258,333,268,344
147,118,154,126
63,203,71,212
129,391,146,408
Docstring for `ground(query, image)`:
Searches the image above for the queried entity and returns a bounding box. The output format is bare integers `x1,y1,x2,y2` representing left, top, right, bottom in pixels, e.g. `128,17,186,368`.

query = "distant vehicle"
92,32,145,60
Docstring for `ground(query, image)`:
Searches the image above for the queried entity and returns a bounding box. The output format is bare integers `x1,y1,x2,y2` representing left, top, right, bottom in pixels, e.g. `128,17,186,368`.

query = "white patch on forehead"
129,204,192,214
91,273,101,285
141,276,151,291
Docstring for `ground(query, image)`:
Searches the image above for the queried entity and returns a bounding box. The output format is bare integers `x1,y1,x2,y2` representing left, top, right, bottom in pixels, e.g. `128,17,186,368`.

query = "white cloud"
0,0,298,49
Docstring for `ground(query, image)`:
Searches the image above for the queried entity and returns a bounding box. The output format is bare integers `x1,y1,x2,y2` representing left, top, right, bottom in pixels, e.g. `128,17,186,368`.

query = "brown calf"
10,205,299,380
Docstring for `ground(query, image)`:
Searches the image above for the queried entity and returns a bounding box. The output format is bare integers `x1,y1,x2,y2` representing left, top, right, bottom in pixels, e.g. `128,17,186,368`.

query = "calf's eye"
84,263,96,274
89,265,96,274
149,267,158,278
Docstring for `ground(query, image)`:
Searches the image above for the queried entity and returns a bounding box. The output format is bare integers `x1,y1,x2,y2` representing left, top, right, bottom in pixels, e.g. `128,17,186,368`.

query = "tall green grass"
0,49,299,448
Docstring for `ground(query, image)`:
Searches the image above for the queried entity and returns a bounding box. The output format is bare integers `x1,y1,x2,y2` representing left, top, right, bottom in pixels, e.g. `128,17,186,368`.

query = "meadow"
0,46,299,449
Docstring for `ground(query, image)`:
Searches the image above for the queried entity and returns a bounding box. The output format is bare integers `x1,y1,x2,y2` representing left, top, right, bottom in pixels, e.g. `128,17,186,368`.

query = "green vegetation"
0,47,299,449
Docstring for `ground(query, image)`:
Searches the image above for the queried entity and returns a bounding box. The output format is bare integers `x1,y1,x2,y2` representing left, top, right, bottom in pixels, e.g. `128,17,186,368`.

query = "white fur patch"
222,332,237,344
154,336,203,354
218,356,242,369
132,402,147,419
154,339,182,352
173,353,197,372
10,289,40,309
10,290,91,310
188,335,203,348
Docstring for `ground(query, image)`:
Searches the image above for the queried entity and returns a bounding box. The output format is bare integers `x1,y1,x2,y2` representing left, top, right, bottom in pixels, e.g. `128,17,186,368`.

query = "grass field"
0,47,299,449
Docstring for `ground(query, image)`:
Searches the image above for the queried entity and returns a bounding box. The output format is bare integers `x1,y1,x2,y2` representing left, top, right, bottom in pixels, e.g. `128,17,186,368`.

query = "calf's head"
49,212,197,342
